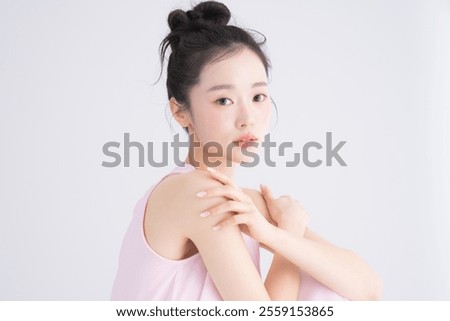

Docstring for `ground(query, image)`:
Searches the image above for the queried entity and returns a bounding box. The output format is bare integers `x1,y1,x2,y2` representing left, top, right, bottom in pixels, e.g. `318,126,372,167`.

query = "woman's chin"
235,156,259,166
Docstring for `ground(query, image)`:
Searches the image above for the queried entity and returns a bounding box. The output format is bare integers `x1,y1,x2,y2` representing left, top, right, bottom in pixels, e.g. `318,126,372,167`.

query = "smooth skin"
197,167,383,300
144,46,382,300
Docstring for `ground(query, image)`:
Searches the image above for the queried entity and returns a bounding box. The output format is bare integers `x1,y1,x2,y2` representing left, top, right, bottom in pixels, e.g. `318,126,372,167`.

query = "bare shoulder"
149,171,270,300
143,169,222,260
160,171,270,300
144,168,242,246
166,169,249,238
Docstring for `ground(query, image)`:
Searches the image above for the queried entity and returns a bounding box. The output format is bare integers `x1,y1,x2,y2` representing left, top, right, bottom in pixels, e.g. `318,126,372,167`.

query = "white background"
1,0,449,300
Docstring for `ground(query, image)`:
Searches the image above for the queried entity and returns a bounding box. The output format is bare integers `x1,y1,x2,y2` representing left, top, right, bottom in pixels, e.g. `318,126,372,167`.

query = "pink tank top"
110,162,348,301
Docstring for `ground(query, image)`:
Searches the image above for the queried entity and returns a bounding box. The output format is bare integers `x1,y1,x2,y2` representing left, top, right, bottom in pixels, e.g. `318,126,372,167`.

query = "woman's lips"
234,140,259,148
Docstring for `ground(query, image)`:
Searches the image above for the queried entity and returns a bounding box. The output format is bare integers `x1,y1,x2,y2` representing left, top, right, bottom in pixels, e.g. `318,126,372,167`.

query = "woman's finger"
206,167,241,190
212,213,249,231
260,184,274,199
199,200,253,218
196,185,249,202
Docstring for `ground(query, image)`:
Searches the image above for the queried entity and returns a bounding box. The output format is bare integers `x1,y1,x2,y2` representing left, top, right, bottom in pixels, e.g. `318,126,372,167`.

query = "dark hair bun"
191,1,231,25
168,9,190,31
168,1,231,32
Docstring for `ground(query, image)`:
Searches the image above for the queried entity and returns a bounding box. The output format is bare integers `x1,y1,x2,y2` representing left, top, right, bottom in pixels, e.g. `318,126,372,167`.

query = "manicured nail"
206,167,216,173
196,191,207,197
212,225,221,231
200,210,210,217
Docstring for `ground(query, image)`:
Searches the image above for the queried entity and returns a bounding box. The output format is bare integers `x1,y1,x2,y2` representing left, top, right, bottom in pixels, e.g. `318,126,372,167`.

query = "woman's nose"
236,102,256,128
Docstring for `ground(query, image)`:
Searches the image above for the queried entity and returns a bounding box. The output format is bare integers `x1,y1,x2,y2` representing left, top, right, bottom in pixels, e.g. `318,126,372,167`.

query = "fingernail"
199,210,210,217
206,167,216,173
212,225,221,231
196,191,207,197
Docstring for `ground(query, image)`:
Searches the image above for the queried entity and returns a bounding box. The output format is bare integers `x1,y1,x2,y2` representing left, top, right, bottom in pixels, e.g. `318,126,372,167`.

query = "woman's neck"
184,154,237,180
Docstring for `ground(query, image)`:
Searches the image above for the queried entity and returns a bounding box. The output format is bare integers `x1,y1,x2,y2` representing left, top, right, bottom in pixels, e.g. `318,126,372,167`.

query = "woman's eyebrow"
206,81,268,92
252,81,268,89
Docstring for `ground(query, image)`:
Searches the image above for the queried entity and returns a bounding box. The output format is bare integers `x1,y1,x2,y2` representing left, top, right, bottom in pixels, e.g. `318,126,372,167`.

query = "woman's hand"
195,167,274,245
259,184,309,239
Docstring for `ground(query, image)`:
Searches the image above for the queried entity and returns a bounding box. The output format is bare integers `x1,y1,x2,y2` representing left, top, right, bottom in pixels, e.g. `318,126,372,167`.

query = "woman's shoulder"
145,168,272,238
156,172,275,232
143,167,227,260
150,167,214,204
150,167,225,218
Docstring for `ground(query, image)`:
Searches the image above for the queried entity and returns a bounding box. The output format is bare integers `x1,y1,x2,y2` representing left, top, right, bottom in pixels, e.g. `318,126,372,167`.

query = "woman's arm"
190,173,302,301
264,253,301,300
197,171,381,301
251,186,305,301
263,221,302,300
244,187,382,301
187,169,307,300
176,171,272,300
261,225,382,301
242,187,301,300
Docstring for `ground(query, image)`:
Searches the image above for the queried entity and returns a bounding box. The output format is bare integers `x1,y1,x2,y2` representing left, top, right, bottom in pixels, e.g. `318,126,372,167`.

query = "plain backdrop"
0,0,449,300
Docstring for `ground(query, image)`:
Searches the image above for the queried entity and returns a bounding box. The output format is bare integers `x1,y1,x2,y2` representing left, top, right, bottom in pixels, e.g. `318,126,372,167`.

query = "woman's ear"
169,97,191,128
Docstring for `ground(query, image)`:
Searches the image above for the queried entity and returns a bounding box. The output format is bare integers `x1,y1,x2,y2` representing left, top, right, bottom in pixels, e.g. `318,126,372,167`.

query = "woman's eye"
253,94,266,102
216,98,232,106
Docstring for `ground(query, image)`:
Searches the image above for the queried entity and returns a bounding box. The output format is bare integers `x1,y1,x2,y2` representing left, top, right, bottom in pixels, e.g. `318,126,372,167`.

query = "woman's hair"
157,0,273,134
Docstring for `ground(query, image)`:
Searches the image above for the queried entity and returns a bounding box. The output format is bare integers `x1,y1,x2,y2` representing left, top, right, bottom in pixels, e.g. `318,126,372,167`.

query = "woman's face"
186,47,271,167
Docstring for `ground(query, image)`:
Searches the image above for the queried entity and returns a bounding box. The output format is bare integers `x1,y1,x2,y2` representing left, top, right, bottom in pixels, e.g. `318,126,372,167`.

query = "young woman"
111,0,382,301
